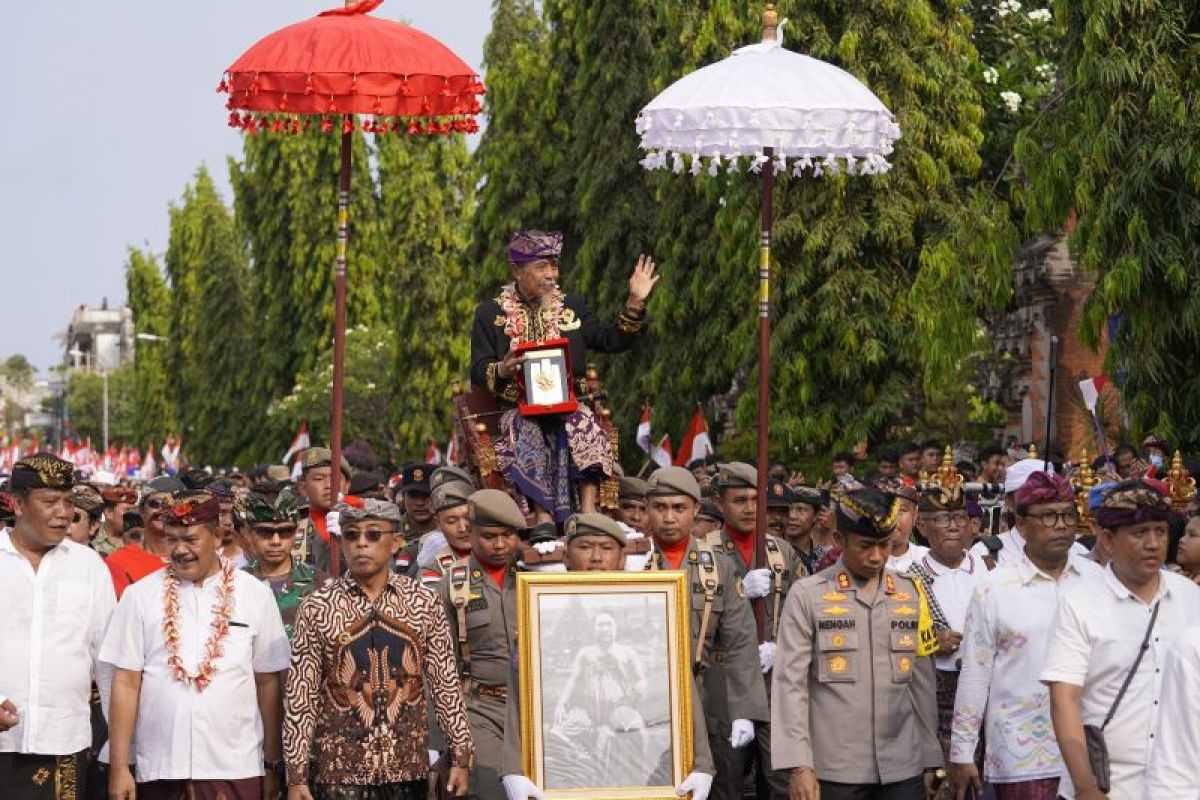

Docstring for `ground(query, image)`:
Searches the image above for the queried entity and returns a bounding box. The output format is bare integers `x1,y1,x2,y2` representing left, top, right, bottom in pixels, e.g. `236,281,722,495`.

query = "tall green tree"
377,134,476,452
1014,0,1200,444
124,247,176,447
164,166,253,465
64,364,136,445
229,130,386,455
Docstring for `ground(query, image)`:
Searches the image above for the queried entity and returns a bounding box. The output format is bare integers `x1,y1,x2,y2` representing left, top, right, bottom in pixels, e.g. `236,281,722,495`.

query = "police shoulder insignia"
892,605,917,617
891,592,913,602
898,633,914,648
899,656,912,674
831,633,846,648
821,605,850,616
822,591,848,602
836,572,851,590
829,655,849,674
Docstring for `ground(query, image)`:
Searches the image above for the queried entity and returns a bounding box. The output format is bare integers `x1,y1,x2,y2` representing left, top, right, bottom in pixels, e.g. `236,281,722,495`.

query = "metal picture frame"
517,571,693,799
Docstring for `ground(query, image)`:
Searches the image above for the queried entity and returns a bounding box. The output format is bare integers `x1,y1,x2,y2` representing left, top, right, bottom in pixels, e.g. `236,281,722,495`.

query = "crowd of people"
4,232,1199,800
2,432,1198,800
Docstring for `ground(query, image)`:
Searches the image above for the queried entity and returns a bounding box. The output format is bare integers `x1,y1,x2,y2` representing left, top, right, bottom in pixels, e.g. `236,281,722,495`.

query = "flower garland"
497,283,564,348
162,557,236,692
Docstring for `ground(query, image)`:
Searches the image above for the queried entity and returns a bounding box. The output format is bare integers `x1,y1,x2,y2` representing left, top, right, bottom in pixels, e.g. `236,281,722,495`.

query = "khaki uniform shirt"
439,554,517,689
771,560,942,784
709,526,800,642
645,538,768,727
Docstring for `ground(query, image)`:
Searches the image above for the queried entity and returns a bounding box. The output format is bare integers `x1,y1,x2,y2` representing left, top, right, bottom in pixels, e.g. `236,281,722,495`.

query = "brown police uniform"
771,561,942,798
439,553,517,800
645,539,768,800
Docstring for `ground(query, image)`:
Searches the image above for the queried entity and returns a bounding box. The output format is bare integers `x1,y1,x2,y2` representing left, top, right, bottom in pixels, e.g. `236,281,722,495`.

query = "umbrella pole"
753,146,774,644
329,118,352,577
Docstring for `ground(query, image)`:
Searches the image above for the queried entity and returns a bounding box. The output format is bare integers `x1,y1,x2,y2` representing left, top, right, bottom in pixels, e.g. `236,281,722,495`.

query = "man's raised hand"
628,255,660,303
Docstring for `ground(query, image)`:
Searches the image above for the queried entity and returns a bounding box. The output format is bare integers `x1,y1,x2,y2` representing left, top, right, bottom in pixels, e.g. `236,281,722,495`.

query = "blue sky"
1,1,491,374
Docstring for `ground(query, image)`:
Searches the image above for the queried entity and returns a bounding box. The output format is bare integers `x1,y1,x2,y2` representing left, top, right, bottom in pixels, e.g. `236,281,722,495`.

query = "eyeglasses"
252,527,296,541
343,527,392,543
1028,509,1080,527
926,512,969,529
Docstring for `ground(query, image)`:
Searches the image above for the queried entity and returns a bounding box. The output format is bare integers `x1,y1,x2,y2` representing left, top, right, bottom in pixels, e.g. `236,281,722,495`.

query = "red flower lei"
161,557,236,692
497,283,564,347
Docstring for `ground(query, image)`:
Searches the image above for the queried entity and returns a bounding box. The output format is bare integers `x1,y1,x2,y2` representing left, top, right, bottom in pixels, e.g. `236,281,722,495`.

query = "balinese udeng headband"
1094,481,1171,529
11,454,76,492
168,492,221,525
508,230,563,264
835,489,900,540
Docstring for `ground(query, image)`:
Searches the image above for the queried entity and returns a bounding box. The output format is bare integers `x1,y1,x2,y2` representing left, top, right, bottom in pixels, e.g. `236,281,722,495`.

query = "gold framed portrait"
517,571,693,799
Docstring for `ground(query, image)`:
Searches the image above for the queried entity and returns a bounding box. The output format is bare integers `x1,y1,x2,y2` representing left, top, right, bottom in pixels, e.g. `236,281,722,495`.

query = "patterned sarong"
935,668,959,763
0,751,86,800
137,777,262,800
495,405,613,522
313,781,427,800
993,778,1059,800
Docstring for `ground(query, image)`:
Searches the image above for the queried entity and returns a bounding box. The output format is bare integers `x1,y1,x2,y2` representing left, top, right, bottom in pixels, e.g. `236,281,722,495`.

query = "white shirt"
887,542,928,573
1143,626,1200,799
950,552,1101,782
919,552,988,671
969,525,1090,565
99,565,290,781
0,531,116,755
1040,566,1200,799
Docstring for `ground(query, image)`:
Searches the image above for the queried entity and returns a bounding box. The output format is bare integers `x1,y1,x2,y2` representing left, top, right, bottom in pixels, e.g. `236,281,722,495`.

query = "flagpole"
752,147,774,644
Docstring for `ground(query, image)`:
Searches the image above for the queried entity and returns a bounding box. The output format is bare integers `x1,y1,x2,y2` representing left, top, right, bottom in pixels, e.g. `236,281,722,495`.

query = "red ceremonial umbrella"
220,0,484,574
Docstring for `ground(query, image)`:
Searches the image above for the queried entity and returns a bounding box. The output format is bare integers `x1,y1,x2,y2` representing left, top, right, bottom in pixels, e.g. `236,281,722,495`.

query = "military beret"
167,492,221,526
618,476,649,501
647,466,702,503
432,480,473,512
469,489,526,530
339,498,403,526
564,512,627,545
697,501,724,523
301,447,351,479
431,465,475,491
401,463,435,494
766,479,796,509
791,486,823,510
348,470,386,496
526,522,559,544
717,462,758,490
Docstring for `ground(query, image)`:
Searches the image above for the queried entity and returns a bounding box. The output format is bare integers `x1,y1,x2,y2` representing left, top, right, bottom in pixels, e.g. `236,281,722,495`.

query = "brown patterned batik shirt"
283,572,474,787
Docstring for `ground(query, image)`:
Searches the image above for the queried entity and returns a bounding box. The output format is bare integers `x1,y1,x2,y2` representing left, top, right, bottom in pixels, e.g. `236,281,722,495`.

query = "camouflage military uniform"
244,557,329,639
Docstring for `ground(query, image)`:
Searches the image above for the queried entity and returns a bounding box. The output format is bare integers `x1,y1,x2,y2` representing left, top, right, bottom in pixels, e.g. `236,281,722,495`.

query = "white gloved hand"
675,771,714,800
325,510,342,538
758,641,776,674
619,522,643,539
742,568,772,599
428,749,440,767
625,553,651,571
417,532,449,568
502,774,545,800
532,540,560,555
729,718,755,749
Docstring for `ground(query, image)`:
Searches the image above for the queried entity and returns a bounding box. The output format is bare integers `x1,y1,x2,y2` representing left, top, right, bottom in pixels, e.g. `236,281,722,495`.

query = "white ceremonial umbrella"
636,4,900,641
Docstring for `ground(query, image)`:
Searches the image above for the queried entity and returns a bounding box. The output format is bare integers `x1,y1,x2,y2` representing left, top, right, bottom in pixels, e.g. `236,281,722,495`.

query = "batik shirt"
283,573,473,787
244,558,329,640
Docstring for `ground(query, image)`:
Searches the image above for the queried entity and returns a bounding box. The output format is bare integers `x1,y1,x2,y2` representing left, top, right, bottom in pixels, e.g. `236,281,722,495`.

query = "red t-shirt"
106,543,167,599
483,562,508,588
310,509,330,543
726,525,756,569
655,536,691,569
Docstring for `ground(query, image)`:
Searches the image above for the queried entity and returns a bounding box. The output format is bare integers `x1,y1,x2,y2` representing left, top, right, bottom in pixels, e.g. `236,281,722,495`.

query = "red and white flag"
1078,375,1108,412
161,436,182,470
141,444,158,479
446,432,459,466
673,405,713,466
282,423,311,464
425,439,442,465
636,406,653,454
650,434,673,468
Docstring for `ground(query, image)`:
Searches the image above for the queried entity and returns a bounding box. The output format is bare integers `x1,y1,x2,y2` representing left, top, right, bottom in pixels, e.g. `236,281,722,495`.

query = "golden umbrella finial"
1027,442,1039,461
762,4,779,42
1071,448,1097,531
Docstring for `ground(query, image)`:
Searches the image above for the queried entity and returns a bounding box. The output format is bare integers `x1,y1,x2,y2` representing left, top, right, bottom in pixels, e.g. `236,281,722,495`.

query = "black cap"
401,463,435,494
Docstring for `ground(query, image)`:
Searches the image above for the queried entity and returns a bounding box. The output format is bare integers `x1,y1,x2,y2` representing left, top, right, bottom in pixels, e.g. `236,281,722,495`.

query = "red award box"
515,338,578,416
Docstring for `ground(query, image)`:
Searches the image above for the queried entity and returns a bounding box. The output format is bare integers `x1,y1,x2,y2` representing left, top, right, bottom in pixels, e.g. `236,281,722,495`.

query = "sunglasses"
343,527,392,543
252,527,297,541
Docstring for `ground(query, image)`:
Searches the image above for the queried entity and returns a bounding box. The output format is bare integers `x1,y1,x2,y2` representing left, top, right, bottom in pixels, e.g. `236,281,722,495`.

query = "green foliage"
269,324,401,461
124,247,176,446
1,355,35,389
65,364,136,445
1014,0,1200,444
163,166,254,465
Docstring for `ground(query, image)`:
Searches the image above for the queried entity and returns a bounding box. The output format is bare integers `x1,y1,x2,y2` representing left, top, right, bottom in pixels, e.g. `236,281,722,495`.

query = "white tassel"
773,149,788,174
707,154,722,177
749,152,770,173
689,153,703,176
821,154,839,176
844,155,857,175
792,155,813,177
726,155,741,174
672,152,685,173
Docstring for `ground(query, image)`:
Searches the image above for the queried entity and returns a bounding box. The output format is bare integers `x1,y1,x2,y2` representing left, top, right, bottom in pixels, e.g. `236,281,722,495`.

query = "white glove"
625,552,651,571
325,510,342,539
417,532,449,568
502,774,545,800
532,540,560,555
743,568,772,599
758,641,776,674
675,771,714,800
619,522,643,539
729,718,754,749
428,749,440,767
